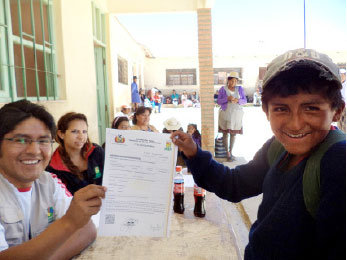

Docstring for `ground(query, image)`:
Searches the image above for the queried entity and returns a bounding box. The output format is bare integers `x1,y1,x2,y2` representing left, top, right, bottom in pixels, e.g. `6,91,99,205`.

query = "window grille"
0,0,58,102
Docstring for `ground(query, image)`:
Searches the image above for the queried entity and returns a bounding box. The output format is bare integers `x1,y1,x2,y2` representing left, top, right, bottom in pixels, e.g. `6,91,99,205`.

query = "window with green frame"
0,0,57,102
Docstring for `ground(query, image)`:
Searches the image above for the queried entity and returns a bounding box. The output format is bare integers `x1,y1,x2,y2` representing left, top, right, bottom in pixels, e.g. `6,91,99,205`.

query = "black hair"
261,66,344,112
132,106,152,125
112,116,129,129
188,123,201,140
0,99,56,143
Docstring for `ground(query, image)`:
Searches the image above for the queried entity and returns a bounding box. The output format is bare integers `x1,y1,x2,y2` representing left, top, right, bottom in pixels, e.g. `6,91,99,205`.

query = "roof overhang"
107,0,215,14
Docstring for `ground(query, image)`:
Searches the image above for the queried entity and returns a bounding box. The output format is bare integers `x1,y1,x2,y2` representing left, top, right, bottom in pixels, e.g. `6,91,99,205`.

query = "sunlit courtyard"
150,105,273,162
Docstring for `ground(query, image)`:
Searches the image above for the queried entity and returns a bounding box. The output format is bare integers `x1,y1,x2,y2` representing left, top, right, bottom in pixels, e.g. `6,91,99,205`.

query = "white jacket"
0,172,71,250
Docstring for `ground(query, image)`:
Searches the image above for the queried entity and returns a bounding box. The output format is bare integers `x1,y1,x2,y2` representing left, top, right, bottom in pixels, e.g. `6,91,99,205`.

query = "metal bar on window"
17,0,27,98
97,8,101,41
101,14,105,44
4,0,15,101
39,0,49,100
46,0,56,99
30,0,40,101
93,37,106,48
0,0,6,93
13,35,43,50
22,32,35,39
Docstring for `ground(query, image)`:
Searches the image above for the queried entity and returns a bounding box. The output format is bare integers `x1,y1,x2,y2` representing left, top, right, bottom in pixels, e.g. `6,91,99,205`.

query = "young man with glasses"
0,100,106,259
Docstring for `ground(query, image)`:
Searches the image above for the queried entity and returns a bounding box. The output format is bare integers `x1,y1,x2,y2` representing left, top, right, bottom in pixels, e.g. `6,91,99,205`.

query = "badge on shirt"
94,166,101,179
47,207,54,223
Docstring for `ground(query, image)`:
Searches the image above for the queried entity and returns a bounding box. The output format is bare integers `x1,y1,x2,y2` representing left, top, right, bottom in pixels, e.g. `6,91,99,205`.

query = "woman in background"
187,123,201,147
162,117,185,167
131,106,158,132
112,116,130,130
162,117,183,133
102,116,130,149
46,112,104,194
217,71,247,161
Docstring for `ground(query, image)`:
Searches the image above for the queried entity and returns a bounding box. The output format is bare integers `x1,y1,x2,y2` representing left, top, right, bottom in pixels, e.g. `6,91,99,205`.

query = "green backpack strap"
267,137,285,167
267,130,346,219
303,129,346,218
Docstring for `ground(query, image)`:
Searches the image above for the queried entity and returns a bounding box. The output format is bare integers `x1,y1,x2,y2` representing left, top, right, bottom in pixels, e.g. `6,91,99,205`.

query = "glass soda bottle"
173,166,185,214
194,184,206,217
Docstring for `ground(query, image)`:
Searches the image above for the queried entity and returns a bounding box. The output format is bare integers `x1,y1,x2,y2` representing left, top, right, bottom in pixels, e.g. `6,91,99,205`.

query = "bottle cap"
175,166,183,172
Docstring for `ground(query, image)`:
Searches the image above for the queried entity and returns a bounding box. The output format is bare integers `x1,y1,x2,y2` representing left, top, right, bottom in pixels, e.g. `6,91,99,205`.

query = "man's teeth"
286,133,307,138
22,160,39,165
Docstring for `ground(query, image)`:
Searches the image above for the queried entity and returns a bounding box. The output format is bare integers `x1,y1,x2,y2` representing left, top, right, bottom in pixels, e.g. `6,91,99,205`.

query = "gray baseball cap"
263,48,341,89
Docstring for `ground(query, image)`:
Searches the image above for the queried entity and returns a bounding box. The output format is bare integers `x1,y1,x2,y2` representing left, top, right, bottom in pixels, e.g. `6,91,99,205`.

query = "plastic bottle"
194,184,206,217
173,166,185,214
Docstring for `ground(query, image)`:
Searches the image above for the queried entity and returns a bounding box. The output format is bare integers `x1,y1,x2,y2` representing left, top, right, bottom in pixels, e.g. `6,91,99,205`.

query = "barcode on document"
105,214,115,224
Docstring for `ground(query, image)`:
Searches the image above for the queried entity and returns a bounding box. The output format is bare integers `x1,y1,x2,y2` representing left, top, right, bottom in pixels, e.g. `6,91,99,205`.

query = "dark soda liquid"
194,195,206,217
173,193,185,214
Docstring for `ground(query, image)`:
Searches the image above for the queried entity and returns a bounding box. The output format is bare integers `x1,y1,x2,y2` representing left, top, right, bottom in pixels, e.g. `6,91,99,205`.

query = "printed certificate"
98,129,177,237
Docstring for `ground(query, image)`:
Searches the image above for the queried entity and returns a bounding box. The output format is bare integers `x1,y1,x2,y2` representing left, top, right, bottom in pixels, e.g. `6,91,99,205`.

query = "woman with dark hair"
46,112,104,194
187,123,201,147
131,106,158,132
112,116,130,130
102,116,130,149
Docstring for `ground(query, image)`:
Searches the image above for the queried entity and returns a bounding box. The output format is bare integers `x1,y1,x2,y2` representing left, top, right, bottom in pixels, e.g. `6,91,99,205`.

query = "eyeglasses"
3,137,54,148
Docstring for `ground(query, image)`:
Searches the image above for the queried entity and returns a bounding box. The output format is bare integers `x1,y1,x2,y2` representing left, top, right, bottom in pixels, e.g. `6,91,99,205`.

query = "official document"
98,129,177,237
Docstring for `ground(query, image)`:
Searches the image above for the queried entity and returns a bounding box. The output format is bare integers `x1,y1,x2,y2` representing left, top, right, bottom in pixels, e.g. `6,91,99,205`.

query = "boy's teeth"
287,133,306,138
22,160,39,165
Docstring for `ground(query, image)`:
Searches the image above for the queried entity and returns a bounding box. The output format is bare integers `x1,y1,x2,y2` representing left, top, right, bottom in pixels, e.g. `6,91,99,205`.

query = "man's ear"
332,104,345,122
57,130,64,140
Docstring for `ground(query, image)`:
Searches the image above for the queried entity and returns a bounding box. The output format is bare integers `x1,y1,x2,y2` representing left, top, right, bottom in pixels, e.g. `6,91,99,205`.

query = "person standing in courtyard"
0,100,106,259
172,49,345,259
131,76,141,111
217,71,247,161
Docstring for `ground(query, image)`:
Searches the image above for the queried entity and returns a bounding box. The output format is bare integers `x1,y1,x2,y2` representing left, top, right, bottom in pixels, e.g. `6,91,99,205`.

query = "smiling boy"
172,49,345,259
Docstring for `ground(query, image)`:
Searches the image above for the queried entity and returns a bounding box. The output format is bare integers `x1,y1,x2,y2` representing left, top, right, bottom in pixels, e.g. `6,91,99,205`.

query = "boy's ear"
332,104,345,122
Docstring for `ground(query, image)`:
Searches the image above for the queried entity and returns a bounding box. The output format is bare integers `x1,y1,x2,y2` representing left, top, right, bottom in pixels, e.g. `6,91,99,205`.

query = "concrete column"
197,8,214,154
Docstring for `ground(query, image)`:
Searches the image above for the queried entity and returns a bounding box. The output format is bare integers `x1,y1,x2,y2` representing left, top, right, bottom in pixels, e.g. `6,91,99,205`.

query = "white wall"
144,51,347,98
107,0,214,13
144,56,200,95
144,55,270,97
107,16,146,114
213,55,271,96
44,0,102,143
